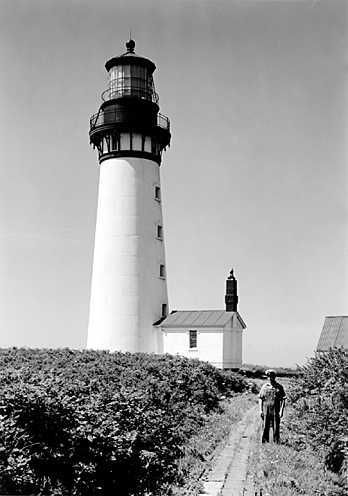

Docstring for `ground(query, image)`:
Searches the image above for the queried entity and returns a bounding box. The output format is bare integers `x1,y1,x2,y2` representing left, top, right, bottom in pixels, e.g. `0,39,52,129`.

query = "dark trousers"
262,413,280,443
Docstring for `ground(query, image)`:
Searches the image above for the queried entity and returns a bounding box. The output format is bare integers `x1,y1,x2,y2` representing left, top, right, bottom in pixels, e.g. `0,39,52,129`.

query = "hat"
265,369,276,377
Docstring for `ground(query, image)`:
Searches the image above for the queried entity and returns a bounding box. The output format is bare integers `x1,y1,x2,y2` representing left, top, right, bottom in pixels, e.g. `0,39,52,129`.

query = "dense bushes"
0,348,247,495
287,349,347,481
247,350,346,496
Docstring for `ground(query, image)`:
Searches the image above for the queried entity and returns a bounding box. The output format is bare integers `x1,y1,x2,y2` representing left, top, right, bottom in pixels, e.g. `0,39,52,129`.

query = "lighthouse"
87,40,171,353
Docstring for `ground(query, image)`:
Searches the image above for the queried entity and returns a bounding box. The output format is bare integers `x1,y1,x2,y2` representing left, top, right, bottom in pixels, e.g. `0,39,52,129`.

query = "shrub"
0,348,247,495
286,349,347,481
239,363,300,379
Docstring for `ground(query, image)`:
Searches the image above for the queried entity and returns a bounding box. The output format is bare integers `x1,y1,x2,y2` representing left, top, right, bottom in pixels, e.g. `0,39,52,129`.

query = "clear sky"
0,0,346,366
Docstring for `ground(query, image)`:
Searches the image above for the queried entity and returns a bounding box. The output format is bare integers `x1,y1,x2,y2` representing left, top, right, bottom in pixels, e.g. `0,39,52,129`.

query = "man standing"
259,369,286,443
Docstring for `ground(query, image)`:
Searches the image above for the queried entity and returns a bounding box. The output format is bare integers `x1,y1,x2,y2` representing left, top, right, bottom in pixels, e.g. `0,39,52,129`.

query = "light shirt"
259,380,286,416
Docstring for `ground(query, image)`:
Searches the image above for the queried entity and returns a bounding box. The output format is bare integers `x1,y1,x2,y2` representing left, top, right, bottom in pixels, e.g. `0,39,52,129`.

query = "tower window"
189,330,197,349
162,304,167,318
132,133,142,151
159,264,165,278
144,136,152,153
111,133,119,151
156,224,163,239
120,132,130,150
154,186,161,201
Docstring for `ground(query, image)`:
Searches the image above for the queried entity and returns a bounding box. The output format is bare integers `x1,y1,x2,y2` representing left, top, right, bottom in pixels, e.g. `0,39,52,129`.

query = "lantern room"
89,40,170,165
103,39,158,103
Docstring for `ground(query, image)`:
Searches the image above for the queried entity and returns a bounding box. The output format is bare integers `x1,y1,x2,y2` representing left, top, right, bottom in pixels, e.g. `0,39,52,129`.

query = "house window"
156,224,163,239
154,186,161,201
159,264,165,278
162,304,167,317
189,330,197,349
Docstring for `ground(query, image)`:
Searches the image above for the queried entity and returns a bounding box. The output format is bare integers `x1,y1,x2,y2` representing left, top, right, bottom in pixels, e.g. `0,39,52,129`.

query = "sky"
0,0,346,366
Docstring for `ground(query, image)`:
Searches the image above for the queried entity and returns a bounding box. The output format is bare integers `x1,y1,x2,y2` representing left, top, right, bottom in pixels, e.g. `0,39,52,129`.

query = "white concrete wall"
162,316,244,369
87,157,168,353
223,328,243,368
163,328,224,368
222,315,243,368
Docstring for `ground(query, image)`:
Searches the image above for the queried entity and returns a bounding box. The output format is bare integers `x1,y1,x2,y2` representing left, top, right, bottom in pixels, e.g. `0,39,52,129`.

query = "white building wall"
163,328,224,368
223,315,243,368
223,328,243,368
162,315,244,369
198,330,224,367
87,156,168,353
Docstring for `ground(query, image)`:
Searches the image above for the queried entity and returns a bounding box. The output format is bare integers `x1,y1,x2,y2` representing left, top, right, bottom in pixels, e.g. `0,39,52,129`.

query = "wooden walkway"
200,405,260,496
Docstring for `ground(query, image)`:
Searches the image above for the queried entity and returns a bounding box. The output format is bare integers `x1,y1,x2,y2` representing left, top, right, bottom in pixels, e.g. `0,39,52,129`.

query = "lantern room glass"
109,64,155,101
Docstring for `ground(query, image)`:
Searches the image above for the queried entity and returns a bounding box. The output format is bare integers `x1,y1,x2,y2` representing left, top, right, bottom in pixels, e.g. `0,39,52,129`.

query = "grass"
170,392,257,495
246,407,345,496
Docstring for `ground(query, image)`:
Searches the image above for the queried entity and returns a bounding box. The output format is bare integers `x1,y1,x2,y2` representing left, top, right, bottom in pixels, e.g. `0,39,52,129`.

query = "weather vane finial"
228,268,235,279
126,32,135,54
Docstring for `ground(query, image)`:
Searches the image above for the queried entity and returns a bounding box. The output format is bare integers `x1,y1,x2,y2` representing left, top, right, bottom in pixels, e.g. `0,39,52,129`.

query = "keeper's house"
157,270,246,369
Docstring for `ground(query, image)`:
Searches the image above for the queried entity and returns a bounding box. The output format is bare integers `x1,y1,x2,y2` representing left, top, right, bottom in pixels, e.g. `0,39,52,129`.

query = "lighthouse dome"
103,40,157,103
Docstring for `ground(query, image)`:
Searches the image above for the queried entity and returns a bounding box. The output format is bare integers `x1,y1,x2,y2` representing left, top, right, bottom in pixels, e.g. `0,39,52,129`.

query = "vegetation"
251,440,343,496
239,363,300,379
248,349,347,495
0,348,248,495
287,348,347,478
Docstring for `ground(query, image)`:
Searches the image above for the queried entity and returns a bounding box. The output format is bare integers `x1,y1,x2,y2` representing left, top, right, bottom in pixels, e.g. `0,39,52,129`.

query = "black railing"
90,108,170,132
101,78,159,104
157,113,170,131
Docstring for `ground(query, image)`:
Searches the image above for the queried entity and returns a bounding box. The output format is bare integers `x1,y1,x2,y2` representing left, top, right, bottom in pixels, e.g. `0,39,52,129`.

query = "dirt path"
200,405,260,496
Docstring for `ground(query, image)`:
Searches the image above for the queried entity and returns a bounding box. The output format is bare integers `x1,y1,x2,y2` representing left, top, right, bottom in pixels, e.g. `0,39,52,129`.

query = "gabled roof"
158,310,246,329
317,316,348,351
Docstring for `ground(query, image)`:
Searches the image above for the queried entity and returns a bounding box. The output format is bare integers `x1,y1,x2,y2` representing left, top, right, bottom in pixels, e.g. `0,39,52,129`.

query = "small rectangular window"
111,133,118,151
189,330,197,349
102,137,109,154
159,264,165,278
120,132,130,150
144,136,152,152
132,133,142,151
162,304,167,318
157,225,163,239
154,186,161,201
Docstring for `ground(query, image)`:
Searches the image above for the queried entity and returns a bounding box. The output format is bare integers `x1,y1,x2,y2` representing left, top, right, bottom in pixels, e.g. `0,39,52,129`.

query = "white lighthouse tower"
87,40,171,353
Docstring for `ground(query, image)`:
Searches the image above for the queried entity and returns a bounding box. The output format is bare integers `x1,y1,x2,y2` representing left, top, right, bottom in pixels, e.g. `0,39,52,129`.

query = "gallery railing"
90,108,170,132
